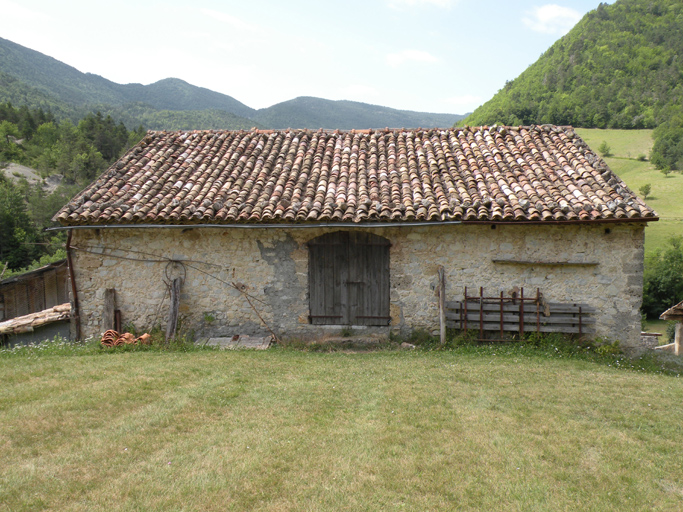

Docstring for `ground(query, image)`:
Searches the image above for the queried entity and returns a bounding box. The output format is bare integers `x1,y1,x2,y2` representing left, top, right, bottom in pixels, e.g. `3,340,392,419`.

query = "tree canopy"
0,103,145,272
460,0,683,170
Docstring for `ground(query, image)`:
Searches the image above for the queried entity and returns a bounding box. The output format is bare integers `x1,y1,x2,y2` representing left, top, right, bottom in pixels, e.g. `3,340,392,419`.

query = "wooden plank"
15,283,29,317
309,234,345,325
492,259,598,266
348,232,363,325
547,302,597,312
379,237,391,325
438,266,446,346
56,267,69,304
446,321,595,334
446,301,596,314
337,233,349,324
4,288,16,320
446,311,595,325
27,275,45,314
44,270,58,309
166,278,182,341
102,288,116,331
349,232,390,326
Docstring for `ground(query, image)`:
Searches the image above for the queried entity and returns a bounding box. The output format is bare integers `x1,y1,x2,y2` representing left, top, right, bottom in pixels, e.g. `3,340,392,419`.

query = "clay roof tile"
54,127,658,226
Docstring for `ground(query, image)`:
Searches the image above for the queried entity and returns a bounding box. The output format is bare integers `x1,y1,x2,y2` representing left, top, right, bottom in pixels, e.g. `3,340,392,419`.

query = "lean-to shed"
53,126,657,346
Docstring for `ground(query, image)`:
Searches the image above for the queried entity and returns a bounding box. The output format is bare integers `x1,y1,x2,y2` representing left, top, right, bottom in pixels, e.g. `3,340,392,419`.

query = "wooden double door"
308,231,390,326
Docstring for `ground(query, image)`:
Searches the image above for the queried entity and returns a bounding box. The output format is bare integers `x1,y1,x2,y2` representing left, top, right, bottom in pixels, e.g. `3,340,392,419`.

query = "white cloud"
522,5,582,35
387,0,457,8
386,49,439,68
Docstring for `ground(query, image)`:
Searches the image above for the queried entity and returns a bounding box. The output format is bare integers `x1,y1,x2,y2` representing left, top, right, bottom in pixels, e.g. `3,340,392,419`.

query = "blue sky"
1,0,614,115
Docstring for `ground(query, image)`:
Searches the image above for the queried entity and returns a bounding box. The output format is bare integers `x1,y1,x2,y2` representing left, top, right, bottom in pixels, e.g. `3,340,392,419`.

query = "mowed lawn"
2,346,683,511
576,128,683,256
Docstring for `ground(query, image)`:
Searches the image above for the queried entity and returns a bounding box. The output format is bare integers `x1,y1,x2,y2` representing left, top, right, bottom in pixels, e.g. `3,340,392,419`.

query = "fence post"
103,288,116,332
438,266,446,346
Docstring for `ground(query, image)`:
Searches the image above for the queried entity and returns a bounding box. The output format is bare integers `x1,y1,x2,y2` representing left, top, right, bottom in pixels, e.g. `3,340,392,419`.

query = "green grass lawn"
2,342,683,511
642,318,673,341
576,129,683,256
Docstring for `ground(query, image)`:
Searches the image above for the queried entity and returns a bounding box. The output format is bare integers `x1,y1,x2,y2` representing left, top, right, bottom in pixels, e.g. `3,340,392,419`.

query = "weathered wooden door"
308,231,390,326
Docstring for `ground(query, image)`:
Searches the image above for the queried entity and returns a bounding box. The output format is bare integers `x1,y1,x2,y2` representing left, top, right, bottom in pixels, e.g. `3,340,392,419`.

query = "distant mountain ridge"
0,37,465,130
252,97,461,130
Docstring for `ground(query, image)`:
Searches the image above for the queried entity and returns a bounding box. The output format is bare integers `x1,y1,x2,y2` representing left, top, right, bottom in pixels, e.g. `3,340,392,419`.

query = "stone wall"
70,222,645,346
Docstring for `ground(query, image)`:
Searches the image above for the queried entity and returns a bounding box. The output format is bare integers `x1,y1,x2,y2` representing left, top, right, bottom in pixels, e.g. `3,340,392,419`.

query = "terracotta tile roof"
0,303,70,335
54,126,657,226
660,300,683,321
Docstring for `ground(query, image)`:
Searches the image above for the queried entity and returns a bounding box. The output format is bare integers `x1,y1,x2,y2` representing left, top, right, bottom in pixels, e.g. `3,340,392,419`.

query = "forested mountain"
462,0,683,170
464,0,682,128
0,37,463,131
0,37,255,118
0,71,76,120
252,97,462,130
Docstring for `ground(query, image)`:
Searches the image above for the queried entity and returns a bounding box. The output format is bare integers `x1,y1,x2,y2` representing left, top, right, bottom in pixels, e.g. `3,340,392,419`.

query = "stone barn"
53,126,657,346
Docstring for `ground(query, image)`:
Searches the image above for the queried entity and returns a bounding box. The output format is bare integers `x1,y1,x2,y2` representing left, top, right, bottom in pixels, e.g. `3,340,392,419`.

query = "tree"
639,183,651,199
642,236,683,318
0,120,23,162
598,140,612,157
0,177,42,269
78,112,130,161
651,117,683,172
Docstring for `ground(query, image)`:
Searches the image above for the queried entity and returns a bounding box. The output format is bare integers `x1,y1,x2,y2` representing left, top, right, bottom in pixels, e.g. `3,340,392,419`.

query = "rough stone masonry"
69,221,644,347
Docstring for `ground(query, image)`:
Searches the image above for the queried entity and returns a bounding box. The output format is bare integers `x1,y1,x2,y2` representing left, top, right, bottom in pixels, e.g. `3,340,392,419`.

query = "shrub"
594,338,621,356
651,117,683,172
598,140,612,157
642,236,683,318
665,321,678,344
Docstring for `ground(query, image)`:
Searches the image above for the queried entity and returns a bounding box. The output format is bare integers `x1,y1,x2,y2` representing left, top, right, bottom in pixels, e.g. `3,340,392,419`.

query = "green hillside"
121,78,256,118
463,0,682,130
0,37,254,118
252,96,465,130
576,128,683,255
0,71,79,121
99,104,264,131
0,37,463,132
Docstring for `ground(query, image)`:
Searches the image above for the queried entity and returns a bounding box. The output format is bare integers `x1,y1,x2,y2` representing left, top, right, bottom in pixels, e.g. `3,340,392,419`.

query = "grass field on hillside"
2,342,683,511
576,129,683,255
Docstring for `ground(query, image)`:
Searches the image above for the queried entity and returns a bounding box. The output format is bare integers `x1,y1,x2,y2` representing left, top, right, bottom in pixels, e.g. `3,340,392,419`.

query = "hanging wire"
69,244,279,341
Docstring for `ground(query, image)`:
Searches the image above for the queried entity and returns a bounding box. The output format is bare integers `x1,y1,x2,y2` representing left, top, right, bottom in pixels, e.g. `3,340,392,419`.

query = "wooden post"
675,322,683,356
438,266,446,346
479,287,484,340
103,288,116,332
464,286,468,332
166,278,182,342
114,310,122,333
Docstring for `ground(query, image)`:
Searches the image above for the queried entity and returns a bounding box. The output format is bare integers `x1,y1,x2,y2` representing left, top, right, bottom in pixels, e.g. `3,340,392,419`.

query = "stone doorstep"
196,335,273,350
